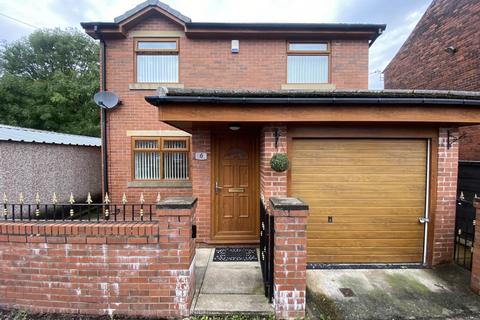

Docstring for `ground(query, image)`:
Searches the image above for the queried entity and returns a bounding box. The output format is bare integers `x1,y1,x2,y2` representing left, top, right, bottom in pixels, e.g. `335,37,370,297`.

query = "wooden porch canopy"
145,88,480,131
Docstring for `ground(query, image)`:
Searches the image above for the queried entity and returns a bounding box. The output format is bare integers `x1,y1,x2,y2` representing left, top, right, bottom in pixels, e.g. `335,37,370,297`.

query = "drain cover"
339,287,355,297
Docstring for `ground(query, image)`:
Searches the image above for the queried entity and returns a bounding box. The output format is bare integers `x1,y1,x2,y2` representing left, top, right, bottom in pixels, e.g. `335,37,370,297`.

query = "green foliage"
0,28,100,136
270,153,289,172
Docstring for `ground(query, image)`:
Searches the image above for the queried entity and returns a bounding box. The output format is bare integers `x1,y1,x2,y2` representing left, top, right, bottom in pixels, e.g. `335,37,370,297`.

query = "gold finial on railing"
35,193,40,217
69,193,75,217
52,192,58,205
3,192,8,204
104,193,110,218
19,192,24,204
122,193,127,205
86,192,93,205
139,193,145,218
69,193,75,205
104,193,110,204
156,193,161,204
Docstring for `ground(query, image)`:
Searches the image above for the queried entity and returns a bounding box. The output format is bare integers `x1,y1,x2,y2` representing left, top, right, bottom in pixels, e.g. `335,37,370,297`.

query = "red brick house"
384,0,480,160
79,0,480,265
0,0,467,317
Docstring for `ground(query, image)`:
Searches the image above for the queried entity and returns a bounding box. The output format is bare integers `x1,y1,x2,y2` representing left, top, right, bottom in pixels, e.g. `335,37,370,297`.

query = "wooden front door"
212,129,259,243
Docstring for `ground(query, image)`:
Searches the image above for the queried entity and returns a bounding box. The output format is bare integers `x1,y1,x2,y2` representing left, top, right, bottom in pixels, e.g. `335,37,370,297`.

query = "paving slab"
201,262,264,294
306,264,480,320
192,247,272,315
196,248,212,268
193,293,272,315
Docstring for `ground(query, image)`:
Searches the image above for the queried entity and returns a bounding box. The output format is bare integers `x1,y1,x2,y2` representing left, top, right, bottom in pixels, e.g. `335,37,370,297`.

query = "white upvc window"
287,42,330,84
135,38,179,83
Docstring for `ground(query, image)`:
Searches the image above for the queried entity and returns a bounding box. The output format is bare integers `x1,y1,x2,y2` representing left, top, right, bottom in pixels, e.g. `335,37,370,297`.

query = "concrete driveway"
307,264,480,320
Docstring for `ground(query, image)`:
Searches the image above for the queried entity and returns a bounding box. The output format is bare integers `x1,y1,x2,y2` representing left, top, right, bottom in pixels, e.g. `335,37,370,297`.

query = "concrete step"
192,293,274,315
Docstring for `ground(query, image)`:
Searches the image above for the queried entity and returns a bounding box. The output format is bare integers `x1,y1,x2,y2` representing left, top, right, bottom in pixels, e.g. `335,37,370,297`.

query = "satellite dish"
94,91,120,109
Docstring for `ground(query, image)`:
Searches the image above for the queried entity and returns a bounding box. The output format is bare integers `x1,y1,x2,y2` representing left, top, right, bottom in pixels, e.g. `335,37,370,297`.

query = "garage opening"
291,138,430,265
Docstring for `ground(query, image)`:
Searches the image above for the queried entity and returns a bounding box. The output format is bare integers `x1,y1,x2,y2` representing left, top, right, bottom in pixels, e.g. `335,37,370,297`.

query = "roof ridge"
114,0,191,24
0,124,99,139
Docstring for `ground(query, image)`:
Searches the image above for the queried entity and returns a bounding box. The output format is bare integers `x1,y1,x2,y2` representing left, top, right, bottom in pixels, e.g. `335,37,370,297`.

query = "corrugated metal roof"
0,125,101,147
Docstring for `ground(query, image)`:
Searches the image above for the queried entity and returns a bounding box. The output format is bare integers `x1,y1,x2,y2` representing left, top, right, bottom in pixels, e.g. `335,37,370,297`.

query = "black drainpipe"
95,25,109,196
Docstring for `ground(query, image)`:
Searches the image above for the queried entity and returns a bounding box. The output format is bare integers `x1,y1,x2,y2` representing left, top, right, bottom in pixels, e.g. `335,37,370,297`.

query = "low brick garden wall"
0,197,197,318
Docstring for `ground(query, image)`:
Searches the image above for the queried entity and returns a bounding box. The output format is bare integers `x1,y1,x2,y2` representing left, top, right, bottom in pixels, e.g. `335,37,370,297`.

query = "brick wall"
0,201,196,318
260,126,288,202
103,15,191,205
432,128,459,265
458,125,480,161
384,0,480,91
191,128,211,243
269,198,309,319
102,12,369,205
383,0,480,162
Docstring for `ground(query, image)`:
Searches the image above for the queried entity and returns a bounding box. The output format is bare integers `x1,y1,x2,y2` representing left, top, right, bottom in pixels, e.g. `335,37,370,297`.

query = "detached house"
1,0,473,318
80,0,480,266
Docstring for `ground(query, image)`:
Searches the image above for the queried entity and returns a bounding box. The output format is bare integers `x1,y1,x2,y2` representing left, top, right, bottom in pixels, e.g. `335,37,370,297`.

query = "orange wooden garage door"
291,139,428,264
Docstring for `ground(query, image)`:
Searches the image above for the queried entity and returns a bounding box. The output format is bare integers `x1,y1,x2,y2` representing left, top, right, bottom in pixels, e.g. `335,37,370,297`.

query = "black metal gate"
260,200,274,302
454,161,479,270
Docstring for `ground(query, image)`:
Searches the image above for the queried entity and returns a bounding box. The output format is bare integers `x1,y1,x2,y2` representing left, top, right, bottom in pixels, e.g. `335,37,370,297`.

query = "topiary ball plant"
270,153,289,172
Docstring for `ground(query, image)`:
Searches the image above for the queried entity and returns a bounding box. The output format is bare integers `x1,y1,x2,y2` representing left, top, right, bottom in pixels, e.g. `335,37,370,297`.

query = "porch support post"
260,125,288,200
270,197,309,319
472,198,480,294
156,197,197,317
432,127,459,265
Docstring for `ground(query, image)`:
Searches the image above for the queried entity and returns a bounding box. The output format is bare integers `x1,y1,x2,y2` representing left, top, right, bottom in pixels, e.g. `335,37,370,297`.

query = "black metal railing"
260,199,274,302
2,202,155,222
454,197,476,270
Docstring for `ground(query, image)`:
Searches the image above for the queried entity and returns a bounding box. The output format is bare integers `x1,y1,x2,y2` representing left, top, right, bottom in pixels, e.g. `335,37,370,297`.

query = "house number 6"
195,152,208,160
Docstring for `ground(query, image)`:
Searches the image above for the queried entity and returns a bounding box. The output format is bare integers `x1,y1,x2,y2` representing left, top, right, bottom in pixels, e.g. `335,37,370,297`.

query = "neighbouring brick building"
384,0,480,160
2,1,480,319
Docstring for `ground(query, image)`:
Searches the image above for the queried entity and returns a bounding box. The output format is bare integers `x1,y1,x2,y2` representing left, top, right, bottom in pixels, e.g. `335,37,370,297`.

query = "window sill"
127,180,192,188
129,83,185,90
281,83,336,90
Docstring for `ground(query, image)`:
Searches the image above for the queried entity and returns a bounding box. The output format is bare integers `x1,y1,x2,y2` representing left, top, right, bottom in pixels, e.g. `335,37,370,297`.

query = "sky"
0,0,433,89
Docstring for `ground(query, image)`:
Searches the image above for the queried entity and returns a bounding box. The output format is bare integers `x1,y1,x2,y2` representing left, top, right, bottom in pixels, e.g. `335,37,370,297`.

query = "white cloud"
368,5,431,88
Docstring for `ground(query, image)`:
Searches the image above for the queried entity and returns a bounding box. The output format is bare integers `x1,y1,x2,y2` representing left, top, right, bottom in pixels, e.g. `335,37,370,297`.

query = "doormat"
213,247,258,262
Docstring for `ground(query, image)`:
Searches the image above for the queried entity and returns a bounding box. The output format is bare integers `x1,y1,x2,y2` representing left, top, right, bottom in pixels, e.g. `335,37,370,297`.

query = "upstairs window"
132,137,189,181
287,42,330,84
135,38,179,83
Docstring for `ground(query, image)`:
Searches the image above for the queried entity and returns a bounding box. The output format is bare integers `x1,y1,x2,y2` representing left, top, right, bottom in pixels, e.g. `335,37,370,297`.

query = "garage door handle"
419,217,430,224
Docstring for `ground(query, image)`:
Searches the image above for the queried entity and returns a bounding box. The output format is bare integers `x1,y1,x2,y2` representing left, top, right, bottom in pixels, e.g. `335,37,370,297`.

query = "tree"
0,28,100,136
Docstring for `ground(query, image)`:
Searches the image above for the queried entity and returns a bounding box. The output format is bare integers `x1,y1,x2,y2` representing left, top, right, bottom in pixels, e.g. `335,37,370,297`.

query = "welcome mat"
213,247,258,262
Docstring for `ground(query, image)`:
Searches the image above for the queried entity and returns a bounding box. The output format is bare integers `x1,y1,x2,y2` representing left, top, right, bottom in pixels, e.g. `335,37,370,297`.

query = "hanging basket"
270,153,289,172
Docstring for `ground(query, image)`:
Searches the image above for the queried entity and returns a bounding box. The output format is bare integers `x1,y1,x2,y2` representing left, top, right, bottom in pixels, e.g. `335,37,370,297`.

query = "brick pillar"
260,125,288,201
472,198,480,294
156,197,197,317
432,128,459,265
270,197,309,319
191,128,211,243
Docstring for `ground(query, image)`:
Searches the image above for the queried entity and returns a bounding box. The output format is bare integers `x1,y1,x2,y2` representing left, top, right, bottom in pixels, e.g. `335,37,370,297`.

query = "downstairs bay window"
132,137,190,181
